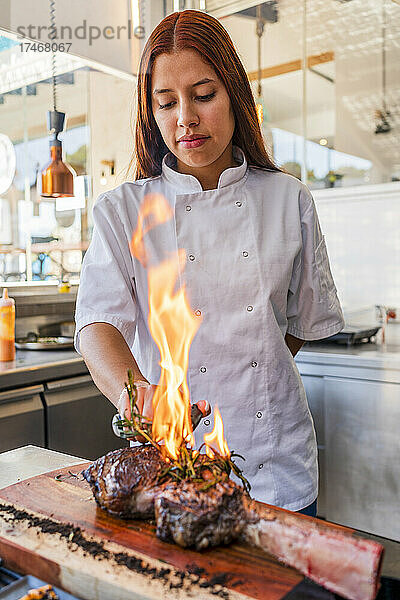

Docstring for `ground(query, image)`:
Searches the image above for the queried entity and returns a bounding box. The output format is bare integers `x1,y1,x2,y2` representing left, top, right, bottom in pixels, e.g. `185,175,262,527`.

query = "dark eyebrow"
153,78,215,95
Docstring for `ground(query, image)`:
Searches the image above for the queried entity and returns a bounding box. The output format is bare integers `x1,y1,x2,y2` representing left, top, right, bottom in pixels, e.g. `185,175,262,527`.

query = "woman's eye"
196,92,216,102
159,101,175,110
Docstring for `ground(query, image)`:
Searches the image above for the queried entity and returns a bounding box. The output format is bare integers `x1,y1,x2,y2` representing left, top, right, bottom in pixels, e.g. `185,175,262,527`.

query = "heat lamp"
255,6,268,126
40,0,74,198
374,0,393,135
41,110,74,198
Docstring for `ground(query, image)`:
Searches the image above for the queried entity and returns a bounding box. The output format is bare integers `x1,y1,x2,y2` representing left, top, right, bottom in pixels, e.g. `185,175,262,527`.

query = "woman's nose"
177,102,199,129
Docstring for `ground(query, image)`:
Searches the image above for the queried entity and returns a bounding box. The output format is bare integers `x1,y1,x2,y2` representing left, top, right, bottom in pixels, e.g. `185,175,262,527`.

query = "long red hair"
132,10,280,180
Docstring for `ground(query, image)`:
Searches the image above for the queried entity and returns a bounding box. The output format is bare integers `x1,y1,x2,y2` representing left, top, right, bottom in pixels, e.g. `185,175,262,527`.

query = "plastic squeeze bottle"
0,288,16,361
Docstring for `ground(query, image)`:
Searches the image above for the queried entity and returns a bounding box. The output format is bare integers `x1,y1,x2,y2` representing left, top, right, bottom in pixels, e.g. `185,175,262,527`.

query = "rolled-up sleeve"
286,186,345,341
74,193,138,354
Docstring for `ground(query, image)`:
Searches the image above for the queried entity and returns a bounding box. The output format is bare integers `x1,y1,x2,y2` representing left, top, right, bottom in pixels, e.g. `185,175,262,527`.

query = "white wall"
314,183,400,310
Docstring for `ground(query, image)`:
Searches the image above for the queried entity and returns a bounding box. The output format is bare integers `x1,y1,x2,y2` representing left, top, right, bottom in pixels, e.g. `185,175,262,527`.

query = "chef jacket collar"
161,145,248,193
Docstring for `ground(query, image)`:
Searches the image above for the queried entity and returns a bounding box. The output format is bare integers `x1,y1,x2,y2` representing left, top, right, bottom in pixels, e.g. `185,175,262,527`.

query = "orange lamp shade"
41,144,74,198
255,102,264,125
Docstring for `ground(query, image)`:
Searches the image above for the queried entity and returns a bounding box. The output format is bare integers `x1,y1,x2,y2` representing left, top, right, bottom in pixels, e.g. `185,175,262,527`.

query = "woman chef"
74,10,344,517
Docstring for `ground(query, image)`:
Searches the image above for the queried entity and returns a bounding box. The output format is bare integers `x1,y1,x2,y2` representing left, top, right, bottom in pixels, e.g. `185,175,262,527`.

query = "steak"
82,445,168,518
83,446,384,600
155,478,247,550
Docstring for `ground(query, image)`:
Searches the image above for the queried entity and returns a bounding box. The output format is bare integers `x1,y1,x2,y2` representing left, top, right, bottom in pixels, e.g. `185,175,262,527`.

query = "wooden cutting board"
0,464,344,600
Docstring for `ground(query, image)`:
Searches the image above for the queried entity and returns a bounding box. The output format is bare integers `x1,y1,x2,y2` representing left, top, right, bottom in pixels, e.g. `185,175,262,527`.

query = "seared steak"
155,478,247,550
82,445,168,518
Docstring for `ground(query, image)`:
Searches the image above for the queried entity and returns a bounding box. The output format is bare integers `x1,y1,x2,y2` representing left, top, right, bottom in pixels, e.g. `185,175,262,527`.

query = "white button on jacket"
75,146,344,511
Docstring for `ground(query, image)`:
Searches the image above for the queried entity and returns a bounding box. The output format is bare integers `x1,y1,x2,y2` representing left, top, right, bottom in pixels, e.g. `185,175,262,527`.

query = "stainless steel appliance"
308,325,381,346
43,374,127,460
15,336,74,350
0,385,45,452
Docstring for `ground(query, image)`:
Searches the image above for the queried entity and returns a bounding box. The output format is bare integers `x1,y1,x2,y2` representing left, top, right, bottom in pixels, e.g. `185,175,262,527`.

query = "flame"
131,194,201,460
131,194,232,463
204,407,230,459
147,253,200,458
130,194,173,266
205,446,215,459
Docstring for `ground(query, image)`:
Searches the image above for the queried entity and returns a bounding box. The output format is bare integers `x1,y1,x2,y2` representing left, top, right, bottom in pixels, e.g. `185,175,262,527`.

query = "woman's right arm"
79,322,147,410
79,322,209,438
75,194,151,420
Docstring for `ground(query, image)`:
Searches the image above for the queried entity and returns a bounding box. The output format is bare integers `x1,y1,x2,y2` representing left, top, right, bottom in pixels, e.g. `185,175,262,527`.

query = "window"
222,0,400,187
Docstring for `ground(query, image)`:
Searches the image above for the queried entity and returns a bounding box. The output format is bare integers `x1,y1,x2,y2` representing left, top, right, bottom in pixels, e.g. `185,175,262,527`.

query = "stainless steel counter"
0,348,125,460
0,349,87,390
297,319,400,374
299,341,400,366
296,337,400,543
296,341,400,385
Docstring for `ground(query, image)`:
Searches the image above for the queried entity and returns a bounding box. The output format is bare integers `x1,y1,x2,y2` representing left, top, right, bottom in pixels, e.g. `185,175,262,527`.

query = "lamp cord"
256,5,264,98
49,0,57,112
382,0,387,115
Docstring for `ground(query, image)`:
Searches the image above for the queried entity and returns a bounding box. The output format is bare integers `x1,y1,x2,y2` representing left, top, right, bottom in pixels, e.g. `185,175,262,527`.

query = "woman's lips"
178,137,209,149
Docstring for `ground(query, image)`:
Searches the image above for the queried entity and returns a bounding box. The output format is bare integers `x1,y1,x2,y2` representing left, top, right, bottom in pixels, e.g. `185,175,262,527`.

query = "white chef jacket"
75,145,344,511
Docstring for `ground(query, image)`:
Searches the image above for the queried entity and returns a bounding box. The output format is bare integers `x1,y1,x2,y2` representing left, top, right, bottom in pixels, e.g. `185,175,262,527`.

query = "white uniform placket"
174,187,273,493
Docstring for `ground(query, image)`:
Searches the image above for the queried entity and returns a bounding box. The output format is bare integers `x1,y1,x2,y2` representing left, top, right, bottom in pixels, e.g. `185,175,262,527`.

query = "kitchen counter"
0,351,123,461
0,445,87,490
296,316,400,374
0,445,399,581
299,340,400,364
296,341,400,384
0,349,87,390
295,338,400,543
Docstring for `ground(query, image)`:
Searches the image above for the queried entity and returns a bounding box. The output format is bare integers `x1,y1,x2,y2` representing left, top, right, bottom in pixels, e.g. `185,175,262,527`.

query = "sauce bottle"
58,280,71,293
0,288,16,361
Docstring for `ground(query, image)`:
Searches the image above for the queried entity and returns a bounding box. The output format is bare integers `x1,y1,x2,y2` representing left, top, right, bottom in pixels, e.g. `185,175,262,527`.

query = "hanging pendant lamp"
255,6,268,126
374,0,392,135
41,0,74,198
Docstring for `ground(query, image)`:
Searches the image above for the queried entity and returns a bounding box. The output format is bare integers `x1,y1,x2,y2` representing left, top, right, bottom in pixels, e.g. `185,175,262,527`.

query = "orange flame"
147,253,200,458
131,194,201,460
131,194,231,462
130,194,173,266
204,407,230,459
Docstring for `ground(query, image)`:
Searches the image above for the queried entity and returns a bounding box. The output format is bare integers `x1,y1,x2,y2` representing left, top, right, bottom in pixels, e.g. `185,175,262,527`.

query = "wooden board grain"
0,464,352,600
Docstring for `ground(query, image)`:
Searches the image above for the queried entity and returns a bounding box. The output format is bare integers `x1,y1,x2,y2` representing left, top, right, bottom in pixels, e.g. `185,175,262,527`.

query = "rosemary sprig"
117,369,160,451
229,452,252,494
158,444,251,495
118,369,251,494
